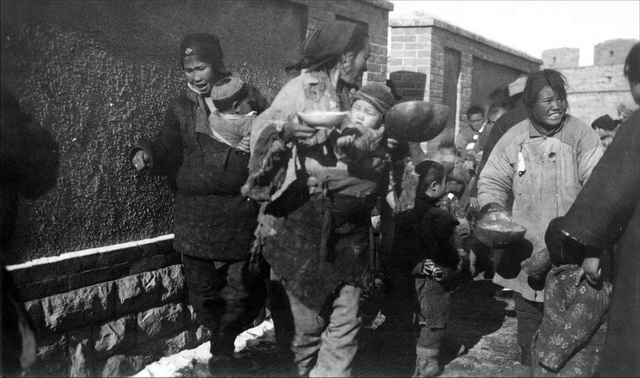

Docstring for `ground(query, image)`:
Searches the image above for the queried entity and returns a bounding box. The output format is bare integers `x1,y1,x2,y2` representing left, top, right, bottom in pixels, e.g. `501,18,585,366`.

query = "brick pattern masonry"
8,236,210,377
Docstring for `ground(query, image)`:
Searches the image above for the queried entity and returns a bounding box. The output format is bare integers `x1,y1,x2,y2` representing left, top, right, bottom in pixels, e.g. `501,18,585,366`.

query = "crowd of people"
2,18,638,378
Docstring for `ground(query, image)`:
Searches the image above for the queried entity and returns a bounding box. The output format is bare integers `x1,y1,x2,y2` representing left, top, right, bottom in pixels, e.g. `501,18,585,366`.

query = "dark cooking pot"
385,101,449,142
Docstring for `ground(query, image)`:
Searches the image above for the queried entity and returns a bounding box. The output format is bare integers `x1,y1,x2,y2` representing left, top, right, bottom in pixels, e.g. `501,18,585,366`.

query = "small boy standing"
391,160,464,377
525,218,612,377
209,76,256,152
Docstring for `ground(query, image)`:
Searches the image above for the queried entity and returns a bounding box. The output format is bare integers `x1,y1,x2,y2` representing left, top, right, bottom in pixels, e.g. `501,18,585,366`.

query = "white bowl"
297,111,348,128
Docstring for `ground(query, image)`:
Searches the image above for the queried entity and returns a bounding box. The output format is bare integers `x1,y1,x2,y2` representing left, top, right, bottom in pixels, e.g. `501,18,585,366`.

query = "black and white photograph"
1,1,638,377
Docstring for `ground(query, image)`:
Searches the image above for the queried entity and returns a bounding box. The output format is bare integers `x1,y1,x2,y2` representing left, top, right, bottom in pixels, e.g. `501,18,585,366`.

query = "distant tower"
594,39,638,66
542,47,580,69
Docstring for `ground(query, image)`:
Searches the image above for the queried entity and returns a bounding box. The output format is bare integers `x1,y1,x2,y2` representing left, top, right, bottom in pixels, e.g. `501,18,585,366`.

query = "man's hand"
576,257,602,288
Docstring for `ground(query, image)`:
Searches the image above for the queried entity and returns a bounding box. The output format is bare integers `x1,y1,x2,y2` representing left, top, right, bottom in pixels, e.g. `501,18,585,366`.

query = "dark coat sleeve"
559,109,640,249
130,98,186,190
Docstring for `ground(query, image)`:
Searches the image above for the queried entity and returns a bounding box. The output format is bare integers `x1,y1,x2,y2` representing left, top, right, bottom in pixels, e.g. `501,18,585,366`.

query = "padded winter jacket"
132,90,257,260
478,114,603,301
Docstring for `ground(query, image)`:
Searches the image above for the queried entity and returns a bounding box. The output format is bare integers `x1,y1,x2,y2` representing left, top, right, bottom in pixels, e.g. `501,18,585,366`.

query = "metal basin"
385,101,449,142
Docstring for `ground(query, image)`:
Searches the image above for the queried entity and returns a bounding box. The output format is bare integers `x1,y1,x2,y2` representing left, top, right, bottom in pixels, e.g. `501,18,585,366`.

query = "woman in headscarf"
476,69,603,374
129,33,267,375
243,20,387,377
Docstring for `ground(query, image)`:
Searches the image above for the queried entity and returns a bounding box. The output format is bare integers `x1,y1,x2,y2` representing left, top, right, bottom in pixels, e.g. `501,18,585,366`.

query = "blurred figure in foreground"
545,42,640,378
1,87,60,375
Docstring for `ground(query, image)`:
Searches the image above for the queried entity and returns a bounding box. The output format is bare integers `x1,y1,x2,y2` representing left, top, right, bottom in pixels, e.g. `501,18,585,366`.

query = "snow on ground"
132,280,521,377
133,319,275,377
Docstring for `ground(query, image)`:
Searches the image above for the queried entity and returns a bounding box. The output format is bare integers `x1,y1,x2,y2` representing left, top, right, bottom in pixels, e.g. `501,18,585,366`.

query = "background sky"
390,1,640,66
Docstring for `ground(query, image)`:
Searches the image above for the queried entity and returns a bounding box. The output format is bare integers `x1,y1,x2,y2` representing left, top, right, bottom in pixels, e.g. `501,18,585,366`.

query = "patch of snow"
133,319,274,377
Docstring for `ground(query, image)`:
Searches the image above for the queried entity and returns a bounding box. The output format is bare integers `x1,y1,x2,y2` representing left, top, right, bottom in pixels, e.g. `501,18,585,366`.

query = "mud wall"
0,0,307,263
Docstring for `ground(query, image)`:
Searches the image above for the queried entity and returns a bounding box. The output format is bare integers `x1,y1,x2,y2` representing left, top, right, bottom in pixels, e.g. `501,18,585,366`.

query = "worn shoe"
413,347,441,377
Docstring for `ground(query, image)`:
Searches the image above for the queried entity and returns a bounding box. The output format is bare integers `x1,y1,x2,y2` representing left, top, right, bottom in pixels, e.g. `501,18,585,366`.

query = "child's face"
234,97,253,115
594,127,617,150
349,99,383,130
425,175,447,200
467,112,484,131
432,175,447,199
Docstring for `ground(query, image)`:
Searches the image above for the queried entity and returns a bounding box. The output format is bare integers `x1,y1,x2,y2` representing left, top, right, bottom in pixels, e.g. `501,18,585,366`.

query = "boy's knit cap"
353,83,396,114
211,76,245,101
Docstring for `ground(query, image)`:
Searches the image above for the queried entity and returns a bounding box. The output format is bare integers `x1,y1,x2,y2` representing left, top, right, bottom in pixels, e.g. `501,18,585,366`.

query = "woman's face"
183,55,216,95
340,39,371,86
531,85,567,128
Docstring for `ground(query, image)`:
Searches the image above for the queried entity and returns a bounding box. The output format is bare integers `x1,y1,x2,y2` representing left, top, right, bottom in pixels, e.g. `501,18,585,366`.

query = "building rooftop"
390,11,542,64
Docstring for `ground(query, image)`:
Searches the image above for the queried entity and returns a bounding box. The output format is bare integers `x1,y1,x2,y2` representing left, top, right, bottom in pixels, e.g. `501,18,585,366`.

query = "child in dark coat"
391,160,464,377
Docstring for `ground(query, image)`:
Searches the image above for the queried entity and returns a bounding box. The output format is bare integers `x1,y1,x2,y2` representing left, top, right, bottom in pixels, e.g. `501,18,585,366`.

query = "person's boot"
208,355,235,376
497,343,532,377
412,346,441,377
520,343,532,366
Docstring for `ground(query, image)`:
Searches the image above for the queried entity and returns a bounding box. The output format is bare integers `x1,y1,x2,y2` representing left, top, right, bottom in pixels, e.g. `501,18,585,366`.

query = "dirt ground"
135,278,522,377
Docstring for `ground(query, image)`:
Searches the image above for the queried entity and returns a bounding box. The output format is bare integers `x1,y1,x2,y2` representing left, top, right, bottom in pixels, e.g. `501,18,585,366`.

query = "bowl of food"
475,216,527,247
297,111,348,128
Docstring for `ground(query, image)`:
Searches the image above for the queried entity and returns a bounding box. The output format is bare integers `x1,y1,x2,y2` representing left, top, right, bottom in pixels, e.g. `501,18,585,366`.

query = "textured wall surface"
594,39,638,67
0,0,308,263
559,63,638,124
541,47,580,69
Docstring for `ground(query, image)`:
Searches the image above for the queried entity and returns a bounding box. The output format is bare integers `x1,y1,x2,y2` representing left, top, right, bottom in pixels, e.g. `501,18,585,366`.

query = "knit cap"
180,33,225,73
353,83,396,114
210,76,248,111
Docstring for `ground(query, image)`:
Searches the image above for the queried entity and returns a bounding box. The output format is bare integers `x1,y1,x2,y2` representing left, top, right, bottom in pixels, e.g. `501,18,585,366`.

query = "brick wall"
388,13,541,151
7,236,204,377
291,0,394,84
542,47,580,69
594,39,638,66
558,63,638,124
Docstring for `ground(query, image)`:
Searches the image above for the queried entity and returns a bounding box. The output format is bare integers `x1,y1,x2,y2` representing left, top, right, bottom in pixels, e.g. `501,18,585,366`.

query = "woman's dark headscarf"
522,69,568,109
286,21,369,72
179,33,227,76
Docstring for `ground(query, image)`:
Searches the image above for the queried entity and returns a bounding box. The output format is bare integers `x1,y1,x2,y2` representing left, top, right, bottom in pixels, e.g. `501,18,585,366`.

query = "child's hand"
422,259,443,279
336,135,356,148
